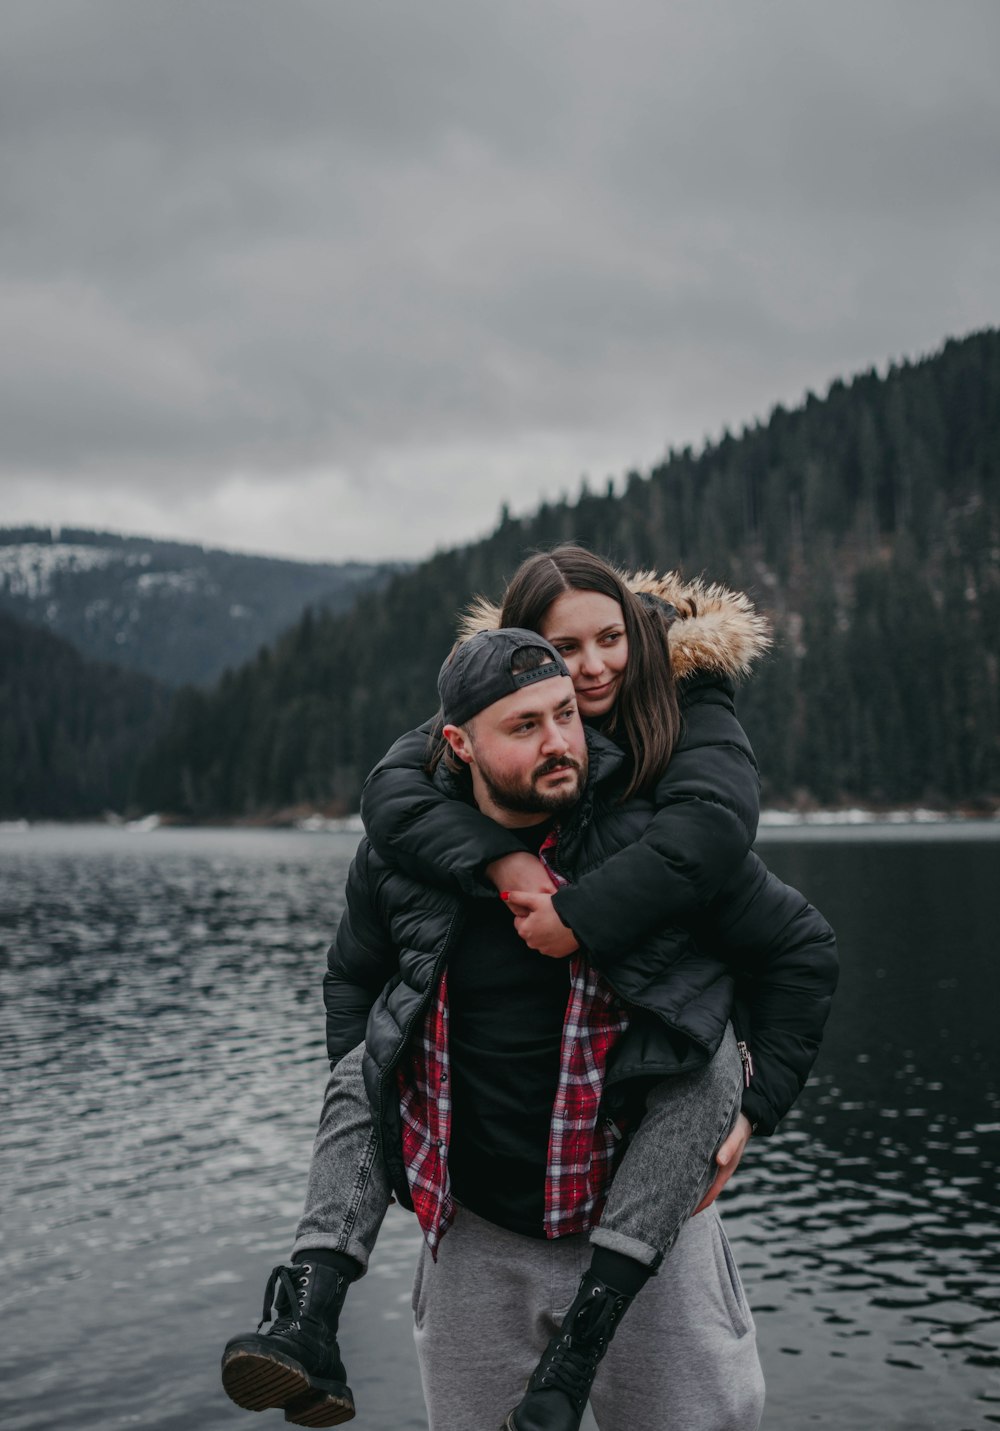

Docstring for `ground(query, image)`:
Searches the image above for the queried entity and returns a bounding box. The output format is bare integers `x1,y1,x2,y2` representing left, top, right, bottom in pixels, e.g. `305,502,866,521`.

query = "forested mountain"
137,328,1000,816
0,610,170,818
0,529,404,687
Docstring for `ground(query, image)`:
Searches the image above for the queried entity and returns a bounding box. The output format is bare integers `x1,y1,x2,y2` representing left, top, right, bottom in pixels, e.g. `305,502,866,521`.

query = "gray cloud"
1,0,998,559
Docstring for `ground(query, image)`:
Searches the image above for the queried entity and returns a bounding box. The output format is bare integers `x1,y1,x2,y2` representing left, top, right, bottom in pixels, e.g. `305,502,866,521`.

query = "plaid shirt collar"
398,825,629,1257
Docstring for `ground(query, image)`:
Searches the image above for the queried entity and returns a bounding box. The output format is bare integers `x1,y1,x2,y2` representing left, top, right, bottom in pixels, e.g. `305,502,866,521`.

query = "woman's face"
540,589,629,719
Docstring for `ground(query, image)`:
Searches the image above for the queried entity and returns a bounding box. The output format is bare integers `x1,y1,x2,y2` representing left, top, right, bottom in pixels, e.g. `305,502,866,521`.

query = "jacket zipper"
374,906,466,1197
377,907,465,1093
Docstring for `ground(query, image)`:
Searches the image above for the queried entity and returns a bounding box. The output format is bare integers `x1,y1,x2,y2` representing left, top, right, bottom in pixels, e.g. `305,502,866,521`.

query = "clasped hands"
486,851,580,959
486,848,751,1212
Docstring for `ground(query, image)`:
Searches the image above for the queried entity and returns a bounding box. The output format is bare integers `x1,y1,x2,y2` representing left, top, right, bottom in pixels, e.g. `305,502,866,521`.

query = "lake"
1,822,998,1430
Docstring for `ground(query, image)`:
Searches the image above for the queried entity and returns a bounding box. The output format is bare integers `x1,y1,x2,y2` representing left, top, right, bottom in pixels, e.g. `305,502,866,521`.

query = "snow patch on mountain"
0,543,118,599
0,528,406,687
136,569,217,597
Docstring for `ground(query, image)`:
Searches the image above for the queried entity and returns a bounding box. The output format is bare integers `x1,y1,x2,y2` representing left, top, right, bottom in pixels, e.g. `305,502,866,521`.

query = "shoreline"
3,803,999,835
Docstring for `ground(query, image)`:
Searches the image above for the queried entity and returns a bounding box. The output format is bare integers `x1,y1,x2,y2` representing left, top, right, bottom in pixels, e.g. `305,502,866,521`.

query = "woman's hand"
502,890,580,958
692,1113,753,1215
486,852,557,896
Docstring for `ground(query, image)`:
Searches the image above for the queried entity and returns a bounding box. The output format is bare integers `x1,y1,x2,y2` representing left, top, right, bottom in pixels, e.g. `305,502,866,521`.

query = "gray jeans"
293,1026,744,1272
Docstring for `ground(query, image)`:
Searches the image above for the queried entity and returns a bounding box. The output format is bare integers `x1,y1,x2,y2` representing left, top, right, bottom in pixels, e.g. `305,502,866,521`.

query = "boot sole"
285,1389,357,1427
221,1345,354,1423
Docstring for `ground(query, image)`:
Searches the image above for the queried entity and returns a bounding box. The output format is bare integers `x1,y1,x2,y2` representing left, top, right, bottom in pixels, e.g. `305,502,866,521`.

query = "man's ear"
442,722,474,766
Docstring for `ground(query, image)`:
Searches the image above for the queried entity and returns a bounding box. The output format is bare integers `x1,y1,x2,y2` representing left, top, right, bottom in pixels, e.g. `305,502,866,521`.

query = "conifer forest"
4,330,998,818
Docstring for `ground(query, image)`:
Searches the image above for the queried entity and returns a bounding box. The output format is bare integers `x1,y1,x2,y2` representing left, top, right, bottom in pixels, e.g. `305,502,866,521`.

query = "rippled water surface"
2,823,999,1430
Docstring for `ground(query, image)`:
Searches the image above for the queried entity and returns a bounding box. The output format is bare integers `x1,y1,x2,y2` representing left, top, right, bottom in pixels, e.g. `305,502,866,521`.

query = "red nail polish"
500,891,509,900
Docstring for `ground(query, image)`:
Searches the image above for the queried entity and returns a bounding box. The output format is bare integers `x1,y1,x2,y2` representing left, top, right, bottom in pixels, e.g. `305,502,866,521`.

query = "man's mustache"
533,755,584,780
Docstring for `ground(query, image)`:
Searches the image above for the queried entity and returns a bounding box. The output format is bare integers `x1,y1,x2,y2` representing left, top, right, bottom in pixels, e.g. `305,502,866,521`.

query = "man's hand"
502,890,580,958
692,1113,753,1215
486,852,557,896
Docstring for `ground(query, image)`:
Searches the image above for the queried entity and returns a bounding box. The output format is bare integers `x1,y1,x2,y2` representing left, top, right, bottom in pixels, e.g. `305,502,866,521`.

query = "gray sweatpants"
293,1029,744,1271
412,1202,765,1431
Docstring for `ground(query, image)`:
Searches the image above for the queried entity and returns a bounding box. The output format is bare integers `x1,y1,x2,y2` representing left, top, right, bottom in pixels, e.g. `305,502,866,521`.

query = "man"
223,628,835,1430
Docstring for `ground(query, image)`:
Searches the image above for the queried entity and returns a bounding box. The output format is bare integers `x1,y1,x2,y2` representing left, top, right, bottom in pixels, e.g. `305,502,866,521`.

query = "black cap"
438,628,571,727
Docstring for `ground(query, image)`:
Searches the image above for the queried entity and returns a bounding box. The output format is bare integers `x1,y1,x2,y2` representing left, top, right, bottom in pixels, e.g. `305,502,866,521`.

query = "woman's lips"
578,680,614,700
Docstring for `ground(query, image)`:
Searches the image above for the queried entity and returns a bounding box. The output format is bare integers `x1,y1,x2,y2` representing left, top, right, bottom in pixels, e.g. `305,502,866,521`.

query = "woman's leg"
592,1023,744,1267
292,1042,394,1272
222,1043,394,1425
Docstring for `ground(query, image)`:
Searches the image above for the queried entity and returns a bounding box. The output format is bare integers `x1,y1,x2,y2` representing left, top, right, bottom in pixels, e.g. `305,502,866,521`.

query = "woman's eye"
600,631,623,646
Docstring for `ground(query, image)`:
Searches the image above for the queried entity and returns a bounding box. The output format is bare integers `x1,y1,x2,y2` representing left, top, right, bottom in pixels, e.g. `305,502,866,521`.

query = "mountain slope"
0,529,403,687
130,327,1000,814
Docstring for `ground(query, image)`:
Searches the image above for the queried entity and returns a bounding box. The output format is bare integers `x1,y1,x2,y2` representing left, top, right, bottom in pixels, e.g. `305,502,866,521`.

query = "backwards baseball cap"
438,627,571,727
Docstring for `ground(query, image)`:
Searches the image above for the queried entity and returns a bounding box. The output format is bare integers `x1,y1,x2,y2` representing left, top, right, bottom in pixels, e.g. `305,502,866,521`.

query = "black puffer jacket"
352,569,837,1150
327,731,838,1207
361,569,773,961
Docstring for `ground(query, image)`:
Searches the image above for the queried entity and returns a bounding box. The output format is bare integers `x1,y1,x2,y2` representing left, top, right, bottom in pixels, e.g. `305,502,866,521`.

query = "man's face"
444,674,588,824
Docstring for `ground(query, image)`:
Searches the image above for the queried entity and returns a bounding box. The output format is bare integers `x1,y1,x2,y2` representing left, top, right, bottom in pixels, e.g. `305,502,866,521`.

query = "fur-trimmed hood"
458,569,771,682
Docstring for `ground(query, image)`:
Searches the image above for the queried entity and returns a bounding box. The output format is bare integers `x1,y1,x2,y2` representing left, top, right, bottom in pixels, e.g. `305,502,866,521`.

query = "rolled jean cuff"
588,1225,663,1271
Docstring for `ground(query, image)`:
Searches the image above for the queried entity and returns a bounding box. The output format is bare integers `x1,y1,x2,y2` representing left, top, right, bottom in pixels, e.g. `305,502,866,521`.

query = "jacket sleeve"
552,678,760,959
360,720,526,896
323,840,400,1069
704,857,839,1136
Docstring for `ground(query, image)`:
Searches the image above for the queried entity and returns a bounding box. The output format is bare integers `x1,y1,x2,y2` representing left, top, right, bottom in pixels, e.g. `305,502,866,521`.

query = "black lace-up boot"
221,1261,355,1426
501,1271,634,1431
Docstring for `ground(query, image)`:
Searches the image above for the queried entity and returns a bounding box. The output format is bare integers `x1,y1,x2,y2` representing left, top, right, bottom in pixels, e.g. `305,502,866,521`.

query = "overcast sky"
2,1,997,562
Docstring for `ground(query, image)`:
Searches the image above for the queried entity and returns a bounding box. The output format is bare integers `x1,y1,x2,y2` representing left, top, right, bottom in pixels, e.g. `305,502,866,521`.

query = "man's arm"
731,913,839,1139
685,861,839,1213
702,856,840,1137
324,840,400,1068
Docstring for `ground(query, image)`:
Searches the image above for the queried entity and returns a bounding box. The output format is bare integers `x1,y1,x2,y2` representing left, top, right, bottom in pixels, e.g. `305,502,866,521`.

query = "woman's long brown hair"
499,545,681,797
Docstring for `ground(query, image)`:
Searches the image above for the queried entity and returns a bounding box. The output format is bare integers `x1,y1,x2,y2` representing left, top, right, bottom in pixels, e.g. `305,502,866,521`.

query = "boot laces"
535,1291,622,1410
259,1263,313,1334
539,1336,602,1410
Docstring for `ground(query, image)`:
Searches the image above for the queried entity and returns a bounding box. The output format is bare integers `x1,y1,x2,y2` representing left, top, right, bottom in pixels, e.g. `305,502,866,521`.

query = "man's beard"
476,753,586,816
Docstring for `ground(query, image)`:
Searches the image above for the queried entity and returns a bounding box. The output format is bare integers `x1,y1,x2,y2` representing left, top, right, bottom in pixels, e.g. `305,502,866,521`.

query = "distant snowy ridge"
0,528,404,687
0,542,127,598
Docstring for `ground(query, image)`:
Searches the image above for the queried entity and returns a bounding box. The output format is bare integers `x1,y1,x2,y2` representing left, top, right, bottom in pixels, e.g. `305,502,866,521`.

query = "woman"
365,545,771,1048
468,548,771,1003
221,546,836,1431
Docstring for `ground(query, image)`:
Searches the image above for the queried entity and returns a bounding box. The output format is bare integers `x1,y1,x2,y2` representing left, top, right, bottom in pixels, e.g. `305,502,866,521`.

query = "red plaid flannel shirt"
398,827,629,1256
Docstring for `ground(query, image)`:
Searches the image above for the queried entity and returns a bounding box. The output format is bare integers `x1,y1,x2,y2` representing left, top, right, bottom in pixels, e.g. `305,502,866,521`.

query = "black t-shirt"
446,821,570,1237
